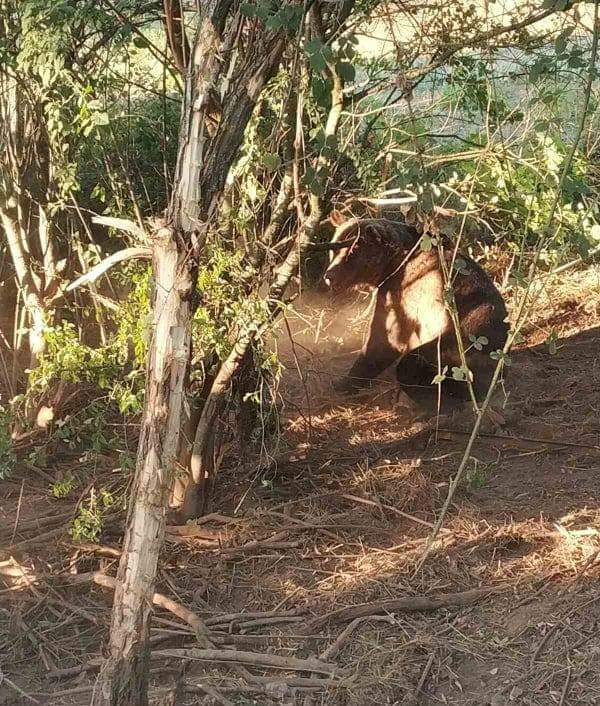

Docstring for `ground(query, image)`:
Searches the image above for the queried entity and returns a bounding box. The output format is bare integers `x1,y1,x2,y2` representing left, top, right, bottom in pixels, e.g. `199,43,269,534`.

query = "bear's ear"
329,209,347,227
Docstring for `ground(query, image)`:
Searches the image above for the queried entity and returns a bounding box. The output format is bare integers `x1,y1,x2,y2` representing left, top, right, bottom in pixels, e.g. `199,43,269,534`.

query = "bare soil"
1,267,600,705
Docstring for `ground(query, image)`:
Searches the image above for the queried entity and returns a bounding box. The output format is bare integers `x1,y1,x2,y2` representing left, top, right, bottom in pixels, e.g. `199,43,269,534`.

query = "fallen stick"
0,510,72,538
302,615,389,706
218,530,299,555
47,659,103,680
321,615,394,661
71,542,122,558
407,651,437,706
204,608,302,627
558,666,572,706
340,493,436,529
234,616,304,630
0,510,73,535
306,585,505,631
184,676,341,693
437,428,600,451
181,681,235,706
220,541,301,555
165,524,222,540
1,675,40,704
4,526,68,554
156,648,340,676
550,243,600,275
240,675,341,688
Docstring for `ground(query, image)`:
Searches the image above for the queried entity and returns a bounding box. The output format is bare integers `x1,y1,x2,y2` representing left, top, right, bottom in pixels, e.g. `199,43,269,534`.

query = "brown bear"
323,214,509,399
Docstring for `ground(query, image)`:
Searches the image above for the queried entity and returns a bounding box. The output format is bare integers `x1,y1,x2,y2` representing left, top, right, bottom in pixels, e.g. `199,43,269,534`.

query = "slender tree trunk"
93,225,196,706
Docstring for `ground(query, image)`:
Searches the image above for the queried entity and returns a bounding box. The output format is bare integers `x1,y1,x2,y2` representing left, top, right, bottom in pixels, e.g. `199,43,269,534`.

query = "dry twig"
156,648,340,675
307,585,505,631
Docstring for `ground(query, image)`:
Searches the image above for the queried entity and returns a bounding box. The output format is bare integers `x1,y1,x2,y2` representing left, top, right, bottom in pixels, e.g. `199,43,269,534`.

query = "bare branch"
359,196,418,207
155,648,340,675
66,247,152,292
91,215,148,241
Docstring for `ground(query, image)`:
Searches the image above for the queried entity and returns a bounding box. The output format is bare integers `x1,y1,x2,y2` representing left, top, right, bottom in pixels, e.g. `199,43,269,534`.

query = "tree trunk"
92,224,196,706
0,47,59,374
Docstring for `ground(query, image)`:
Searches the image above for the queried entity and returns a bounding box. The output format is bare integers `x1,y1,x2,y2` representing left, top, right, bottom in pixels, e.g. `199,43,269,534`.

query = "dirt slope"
1,267,600,705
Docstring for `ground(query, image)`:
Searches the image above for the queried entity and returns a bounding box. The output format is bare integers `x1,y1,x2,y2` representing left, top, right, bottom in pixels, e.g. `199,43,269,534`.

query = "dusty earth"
1,266,600,705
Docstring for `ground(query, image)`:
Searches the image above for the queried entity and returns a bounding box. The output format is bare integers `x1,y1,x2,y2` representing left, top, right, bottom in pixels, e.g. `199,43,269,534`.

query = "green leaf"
490,350,511,366
509,330,525,345
265,14,283,29
338,61,355,82
554,35,567,56
542,0,570,9
529,58,551,83
262,152,281,171
278,5,302,31
309,53,327,73
304,38,333,74
454,257,468,275
420,235,432,252
432,365,448,385
310,75,330,108
94,112,109,126
240,3,257,16
304,39,322,53
546,330,559,355
451,366,466,381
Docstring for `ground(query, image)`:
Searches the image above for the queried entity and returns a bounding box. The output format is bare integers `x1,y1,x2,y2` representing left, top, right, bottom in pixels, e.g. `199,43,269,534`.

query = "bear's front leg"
333,347,399,394
334,291,402,395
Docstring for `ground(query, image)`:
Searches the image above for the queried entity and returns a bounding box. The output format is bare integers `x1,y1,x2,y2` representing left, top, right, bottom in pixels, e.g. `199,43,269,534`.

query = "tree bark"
92,224,195,706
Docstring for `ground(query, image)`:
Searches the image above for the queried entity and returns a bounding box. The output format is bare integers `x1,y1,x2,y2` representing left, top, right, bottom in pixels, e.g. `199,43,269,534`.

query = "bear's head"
323,211,418,293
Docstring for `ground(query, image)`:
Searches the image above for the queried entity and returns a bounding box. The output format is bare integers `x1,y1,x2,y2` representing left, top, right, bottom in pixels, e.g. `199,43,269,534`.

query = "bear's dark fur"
323,216,509,399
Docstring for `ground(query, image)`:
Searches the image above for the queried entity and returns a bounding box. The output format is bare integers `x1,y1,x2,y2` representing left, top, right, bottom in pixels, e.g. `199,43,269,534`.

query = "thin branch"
305,238,356,252
91,215,148,240
307,585,505,631
155,648,340,675
359,196,418,207
414,0,600,575
66,247,152,292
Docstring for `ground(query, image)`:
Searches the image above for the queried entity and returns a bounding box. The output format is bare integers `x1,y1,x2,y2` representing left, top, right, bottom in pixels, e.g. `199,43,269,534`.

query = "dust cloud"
271,288,377,408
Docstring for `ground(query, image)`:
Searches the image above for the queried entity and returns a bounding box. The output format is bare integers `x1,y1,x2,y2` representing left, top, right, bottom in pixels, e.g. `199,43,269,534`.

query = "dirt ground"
1,266,600,705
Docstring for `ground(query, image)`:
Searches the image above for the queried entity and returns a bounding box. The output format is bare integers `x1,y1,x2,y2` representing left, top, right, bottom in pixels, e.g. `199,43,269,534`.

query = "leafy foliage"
71,487,115,542
0,406,16,479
